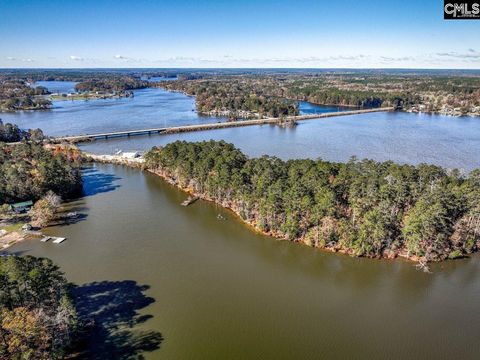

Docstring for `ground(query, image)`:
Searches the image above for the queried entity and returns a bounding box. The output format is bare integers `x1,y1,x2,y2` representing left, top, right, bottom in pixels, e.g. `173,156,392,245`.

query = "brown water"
7,164,480,359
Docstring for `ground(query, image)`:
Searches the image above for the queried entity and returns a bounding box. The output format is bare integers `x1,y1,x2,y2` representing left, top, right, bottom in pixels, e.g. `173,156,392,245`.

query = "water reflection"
6,160,480,359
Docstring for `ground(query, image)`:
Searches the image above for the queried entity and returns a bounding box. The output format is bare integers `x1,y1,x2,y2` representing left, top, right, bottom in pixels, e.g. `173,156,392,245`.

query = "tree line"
157,72,480,116
0,255,77,359
75,77,149,92
0,80,51,111
159,80,299,119
145,140,480,262
0,120,44,142
0,143,82,204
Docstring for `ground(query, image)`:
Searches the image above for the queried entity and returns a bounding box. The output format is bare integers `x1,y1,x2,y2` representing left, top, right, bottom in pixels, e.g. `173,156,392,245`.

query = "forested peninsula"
3,69,479,116
0,142,82,204
0,80,51,111
145,140,480,262
158,72,480,117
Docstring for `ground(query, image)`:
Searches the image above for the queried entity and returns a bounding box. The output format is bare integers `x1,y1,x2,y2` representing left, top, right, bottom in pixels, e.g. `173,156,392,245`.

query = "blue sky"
0,0,479,68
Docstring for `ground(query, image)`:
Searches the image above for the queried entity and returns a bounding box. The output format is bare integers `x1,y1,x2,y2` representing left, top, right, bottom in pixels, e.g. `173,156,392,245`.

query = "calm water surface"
7,164,480,359
0,81,346,137
0,86,228,136
3,83,480,358
33,80,78,94
6,82,476,171
81,111,480,172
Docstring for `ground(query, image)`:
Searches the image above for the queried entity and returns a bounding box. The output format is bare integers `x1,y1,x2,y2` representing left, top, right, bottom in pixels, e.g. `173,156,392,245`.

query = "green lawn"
1,222,24,232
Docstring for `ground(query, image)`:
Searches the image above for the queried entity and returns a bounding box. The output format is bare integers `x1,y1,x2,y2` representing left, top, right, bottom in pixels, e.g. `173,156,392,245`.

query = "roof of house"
10,200,33,208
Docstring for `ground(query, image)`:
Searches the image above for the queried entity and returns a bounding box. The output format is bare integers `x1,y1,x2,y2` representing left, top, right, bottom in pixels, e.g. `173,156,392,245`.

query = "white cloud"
70,55,84,61
436,50,480,59
113,54,142,63
380,56,415,62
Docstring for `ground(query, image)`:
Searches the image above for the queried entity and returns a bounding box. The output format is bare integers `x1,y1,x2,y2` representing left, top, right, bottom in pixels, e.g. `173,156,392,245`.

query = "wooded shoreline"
144,167,421,262
83,140,480,264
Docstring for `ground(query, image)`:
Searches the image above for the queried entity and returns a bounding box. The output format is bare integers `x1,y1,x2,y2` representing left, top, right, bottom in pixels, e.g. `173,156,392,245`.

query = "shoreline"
145,167,424,263
82,153,426,264
2,85,479,117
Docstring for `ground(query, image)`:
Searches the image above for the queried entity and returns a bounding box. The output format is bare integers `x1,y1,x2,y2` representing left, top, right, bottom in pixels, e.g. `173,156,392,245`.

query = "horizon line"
1,67,480,71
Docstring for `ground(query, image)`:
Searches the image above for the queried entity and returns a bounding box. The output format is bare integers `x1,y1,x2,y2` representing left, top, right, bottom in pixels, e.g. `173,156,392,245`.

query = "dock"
52,237,66,244
181,196,199,206
53,107,394,144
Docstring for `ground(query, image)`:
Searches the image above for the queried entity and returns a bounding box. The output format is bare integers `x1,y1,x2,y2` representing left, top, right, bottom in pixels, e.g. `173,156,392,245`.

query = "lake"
2,82,480,171
79,110,480,172
0,85,228,136
7,163,480,359
33,80,78,94
1,81,346,138
3,81,480,358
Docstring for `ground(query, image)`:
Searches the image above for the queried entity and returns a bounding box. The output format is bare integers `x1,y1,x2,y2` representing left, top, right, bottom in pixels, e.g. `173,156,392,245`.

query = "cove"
6,163,480,359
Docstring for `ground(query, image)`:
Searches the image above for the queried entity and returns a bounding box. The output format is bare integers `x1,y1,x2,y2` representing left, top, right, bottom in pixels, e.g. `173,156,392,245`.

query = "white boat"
40,236,51,242
52,237,66,244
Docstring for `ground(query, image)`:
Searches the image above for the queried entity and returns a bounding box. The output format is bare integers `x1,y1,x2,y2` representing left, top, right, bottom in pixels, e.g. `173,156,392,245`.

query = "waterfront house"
9,200,33,213
122,151,140,159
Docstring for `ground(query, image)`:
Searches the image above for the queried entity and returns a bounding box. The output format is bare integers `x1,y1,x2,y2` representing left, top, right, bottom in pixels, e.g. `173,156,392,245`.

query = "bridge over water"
53,107,394,143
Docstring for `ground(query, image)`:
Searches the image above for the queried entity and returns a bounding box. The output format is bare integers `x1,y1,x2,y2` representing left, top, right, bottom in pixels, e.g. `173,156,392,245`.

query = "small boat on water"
67,212,78,218
52,237,66,244
40,236,51,242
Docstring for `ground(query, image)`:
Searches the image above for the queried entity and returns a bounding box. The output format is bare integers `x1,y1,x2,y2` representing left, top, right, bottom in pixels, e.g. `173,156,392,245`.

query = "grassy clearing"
1,222,25,232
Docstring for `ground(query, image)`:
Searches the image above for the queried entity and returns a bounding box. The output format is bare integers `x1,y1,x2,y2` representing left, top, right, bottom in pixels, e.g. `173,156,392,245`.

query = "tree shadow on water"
72,280,163,359
81,168,121,197
50,212,89,227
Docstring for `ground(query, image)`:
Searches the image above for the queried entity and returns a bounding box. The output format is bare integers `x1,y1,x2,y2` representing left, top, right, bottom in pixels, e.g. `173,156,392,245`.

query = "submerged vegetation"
145,140,480,262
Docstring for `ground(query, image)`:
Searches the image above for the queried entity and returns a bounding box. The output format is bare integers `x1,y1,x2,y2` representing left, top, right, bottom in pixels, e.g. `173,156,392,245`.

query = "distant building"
122,152,140,159
9,200,33,213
